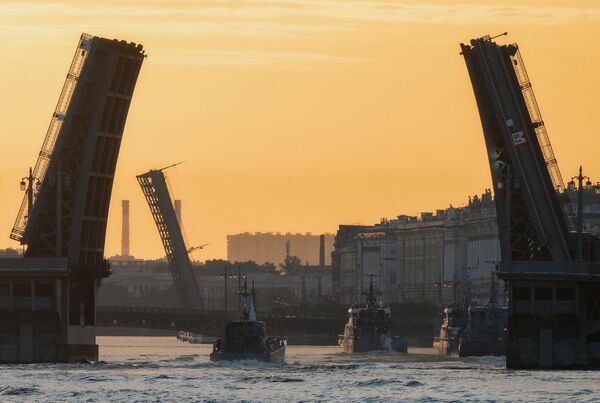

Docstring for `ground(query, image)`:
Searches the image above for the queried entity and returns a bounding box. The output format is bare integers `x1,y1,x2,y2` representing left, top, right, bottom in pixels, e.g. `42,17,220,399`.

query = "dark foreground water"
0,337,598,402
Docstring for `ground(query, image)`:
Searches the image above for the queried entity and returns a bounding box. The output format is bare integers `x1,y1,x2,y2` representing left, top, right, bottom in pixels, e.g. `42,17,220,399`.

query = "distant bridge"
96,306,346,339
96,306,436,345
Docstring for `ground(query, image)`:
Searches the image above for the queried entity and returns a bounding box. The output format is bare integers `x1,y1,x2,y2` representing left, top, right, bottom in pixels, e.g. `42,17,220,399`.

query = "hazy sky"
1,0,599,261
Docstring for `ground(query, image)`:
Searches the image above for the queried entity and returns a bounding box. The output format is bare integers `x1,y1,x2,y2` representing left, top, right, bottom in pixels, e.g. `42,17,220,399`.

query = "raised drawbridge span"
1,34,144,363
461,35,600,369
137,167,203,310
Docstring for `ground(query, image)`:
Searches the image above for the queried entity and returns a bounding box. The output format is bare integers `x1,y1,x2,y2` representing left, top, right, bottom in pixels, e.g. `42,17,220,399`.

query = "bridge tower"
461,35,600,368
0,33,144,363
137,167,202,310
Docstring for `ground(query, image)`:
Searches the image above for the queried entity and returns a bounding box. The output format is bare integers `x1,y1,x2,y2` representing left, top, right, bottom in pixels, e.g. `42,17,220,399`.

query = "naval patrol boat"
210,277,286,363
457,273,508,356
457,304,507,356
338,276,407,353
434,270,507,356
433,305,467,355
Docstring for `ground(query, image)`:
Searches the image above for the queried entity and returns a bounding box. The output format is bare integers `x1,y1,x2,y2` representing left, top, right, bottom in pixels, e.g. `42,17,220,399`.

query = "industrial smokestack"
319,234,325,267
174,199,182,227
121,200,130,256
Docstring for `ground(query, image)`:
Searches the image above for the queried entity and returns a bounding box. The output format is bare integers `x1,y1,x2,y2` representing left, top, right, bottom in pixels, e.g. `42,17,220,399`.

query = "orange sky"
1,0,599,261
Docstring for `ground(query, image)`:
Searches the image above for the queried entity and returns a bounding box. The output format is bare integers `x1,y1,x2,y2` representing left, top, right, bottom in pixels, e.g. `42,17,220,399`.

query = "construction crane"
461,34,600,369
188,243,210,254
137,165,203,310
160,243,210,261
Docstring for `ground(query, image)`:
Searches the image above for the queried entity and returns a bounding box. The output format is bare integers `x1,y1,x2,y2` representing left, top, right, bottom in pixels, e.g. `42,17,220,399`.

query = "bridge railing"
96,305,340,321
11,33,92,241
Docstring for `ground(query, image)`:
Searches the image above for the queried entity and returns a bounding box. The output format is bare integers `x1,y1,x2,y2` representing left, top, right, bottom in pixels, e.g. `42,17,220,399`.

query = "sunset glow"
1,0,599,260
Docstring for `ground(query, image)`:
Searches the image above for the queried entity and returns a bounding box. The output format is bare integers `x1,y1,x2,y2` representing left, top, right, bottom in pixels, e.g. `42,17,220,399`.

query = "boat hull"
433,338,459,355
390,337,408,353
339,335,407,353
458,338,506,357
209,346,286,364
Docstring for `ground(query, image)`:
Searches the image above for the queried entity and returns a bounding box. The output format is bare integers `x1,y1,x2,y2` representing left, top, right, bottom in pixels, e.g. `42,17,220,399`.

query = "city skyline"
1,0,600,261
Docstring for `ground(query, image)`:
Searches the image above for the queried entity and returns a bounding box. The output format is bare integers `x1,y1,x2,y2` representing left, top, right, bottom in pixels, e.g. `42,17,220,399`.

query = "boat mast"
365,274,379,310
236,274,257,321
236,274,249,321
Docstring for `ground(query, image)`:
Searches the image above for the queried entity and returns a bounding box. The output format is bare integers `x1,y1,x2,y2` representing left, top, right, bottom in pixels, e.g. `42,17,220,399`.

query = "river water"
0,337,598,402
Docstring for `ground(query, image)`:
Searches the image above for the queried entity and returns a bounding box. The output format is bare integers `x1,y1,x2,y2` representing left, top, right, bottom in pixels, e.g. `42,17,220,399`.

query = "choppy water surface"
0,337,598,402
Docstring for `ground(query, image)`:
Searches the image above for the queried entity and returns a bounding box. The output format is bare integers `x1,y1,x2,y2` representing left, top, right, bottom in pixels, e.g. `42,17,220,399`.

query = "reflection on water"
0,337,597,402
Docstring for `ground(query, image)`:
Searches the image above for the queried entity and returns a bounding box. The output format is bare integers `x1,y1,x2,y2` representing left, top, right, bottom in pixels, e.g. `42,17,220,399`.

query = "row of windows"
0,282,55,298
513,287,575,301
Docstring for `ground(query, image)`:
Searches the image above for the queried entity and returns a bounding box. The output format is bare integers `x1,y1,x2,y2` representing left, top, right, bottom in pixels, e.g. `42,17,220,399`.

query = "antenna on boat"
235,273,249,321
252,279,257,314
485,259,499,307
235,273,257,322
364,273,381,309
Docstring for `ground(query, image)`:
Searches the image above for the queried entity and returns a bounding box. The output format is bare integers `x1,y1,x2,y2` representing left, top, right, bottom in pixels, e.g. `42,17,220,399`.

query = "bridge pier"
0,258,98,363
500,262,600,369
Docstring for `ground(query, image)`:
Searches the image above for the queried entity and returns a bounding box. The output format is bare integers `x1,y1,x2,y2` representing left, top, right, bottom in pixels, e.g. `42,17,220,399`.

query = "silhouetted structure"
332,193,499,306
227,232,334,266
319,234,325,267
137,167,202,310
1,33,144,363
121,200,130,257
461,34,600,369
174,199,182,226
333,184,600,309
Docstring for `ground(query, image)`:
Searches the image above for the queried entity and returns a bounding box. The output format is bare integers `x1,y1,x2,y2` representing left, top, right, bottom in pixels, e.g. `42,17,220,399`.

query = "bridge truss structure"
2,33,144,363
137,168,202,310
15,34,145,325
461,34,600,369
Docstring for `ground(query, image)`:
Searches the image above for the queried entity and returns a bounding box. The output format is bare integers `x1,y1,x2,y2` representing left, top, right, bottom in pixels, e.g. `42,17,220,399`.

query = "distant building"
332,191,498,307
99,259,332,311
0,248,23,258
333,182,600,307
227,232,334,266
565,178,600,234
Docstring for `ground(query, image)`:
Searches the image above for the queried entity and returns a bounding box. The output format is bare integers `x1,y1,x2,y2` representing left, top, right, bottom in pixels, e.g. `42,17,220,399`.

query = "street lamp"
572,166,589,262
464,264,474,307
20,167,40,216
485,259,499,306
